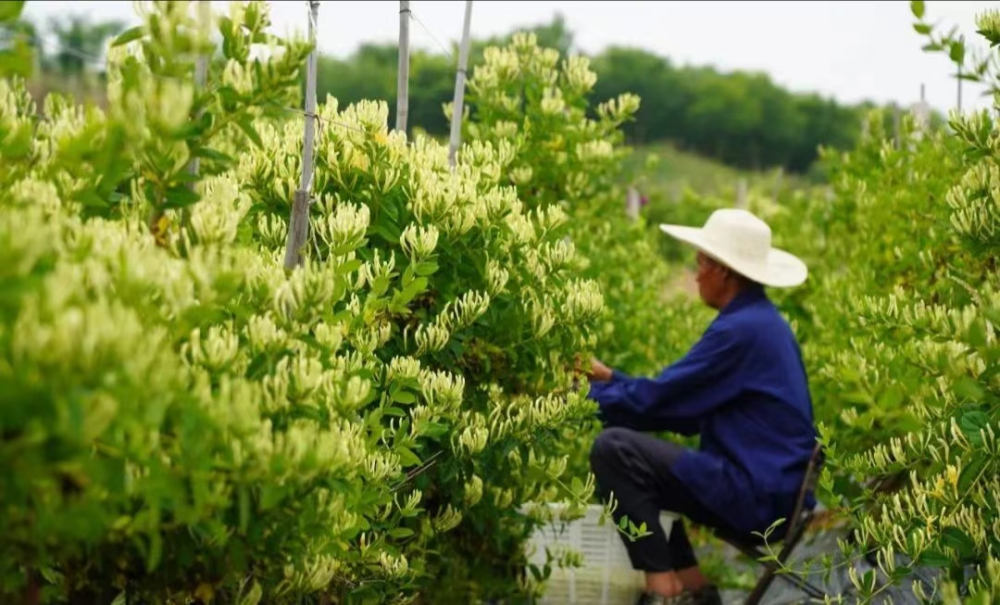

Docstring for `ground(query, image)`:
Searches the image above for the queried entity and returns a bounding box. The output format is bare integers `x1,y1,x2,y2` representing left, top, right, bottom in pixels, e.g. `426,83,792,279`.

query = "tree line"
8,11,910,175
316,15,900,175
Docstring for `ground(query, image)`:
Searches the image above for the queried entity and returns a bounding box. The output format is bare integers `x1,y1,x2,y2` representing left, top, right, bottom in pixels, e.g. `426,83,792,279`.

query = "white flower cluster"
0,13,622,597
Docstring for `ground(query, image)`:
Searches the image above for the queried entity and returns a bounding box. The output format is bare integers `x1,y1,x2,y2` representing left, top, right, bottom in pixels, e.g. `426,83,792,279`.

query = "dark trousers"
589,427,740,573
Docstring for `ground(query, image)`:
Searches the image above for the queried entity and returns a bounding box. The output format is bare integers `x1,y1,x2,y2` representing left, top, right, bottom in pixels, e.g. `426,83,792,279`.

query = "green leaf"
978,27,1000,49
910,0,925,19
112,25,146,47
371,220,403,245
236,117,264,148
163,186,201,210
978,363,1000,385
422,422,449,439
382,200,400,223
76,189,109,209
913,23,932,35
958,455,987,492
238,486,250,533
941,526,977,559
878,383,905,410
146,530,163,572
415,261,439,276
389,527,414,539
952,375,985,402
392,390,417,405
0,1,25,22
371,275,391,298
396,446,421,467
395,276,428,306
958,411,989,439
0,46,32,79
949,40,966,64
917,548,950,567
336,258,364,276
193,146,236,164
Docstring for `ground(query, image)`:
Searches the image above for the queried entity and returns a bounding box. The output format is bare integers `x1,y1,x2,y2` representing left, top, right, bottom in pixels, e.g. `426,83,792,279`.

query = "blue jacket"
587,286,817,534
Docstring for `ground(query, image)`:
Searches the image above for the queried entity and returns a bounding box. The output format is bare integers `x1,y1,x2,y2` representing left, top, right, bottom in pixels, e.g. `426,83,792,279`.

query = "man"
585,209,818,605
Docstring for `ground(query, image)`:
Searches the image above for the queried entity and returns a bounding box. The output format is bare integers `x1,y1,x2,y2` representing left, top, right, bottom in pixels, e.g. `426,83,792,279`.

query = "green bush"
462,32,712,379
638,5,1000,596
0,3,626,603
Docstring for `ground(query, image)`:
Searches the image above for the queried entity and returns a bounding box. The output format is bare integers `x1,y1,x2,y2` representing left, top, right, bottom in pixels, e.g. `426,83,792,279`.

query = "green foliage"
17,0,1000,602
638,6,1000,599
461,32,711,378
0,1,35,79
806,101,1000,599
589,47,868,174
0,2,674,603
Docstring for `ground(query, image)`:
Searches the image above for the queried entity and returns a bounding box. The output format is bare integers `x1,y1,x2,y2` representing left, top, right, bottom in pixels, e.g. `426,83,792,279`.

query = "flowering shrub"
461,32,712,379
458,37,718,586
0,3,611,603
642,9,1000,596
809,62,1000,603
18,0,1000,602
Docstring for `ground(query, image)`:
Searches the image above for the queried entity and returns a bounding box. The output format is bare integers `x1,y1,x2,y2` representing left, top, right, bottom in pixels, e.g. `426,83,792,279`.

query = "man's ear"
720,265,738,283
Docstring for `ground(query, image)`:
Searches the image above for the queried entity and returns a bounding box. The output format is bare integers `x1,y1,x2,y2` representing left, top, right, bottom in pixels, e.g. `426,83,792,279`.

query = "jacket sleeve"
587,321,748,432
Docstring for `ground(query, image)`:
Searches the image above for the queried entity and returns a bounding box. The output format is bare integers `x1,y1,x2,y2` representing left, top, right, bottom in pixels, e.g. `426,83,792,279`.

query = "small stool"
713,443,827,605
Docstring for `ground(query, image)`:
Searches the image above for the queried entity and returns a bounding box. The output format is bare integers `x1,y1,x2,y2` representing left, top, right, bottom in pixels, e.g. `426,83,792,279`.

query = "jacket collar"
719,284,767,315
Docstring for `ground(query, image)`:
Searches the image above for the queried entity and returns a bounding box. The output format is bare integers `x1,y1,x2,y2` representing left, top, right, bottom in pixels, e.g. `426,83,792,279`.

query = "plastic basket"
524,504,677,605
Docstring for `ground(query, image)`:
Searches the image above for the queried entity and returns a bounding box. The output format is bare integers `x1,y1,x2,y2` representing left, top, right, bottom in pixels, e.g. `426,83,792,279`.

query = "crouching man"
586,209,819,605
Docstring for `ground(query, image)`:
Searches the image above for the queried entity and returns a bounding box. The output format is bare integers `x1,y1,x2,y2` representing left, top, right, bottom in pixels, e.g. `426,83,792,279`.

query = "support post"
396,1,411,134
448,1,474,168
283,0,320,270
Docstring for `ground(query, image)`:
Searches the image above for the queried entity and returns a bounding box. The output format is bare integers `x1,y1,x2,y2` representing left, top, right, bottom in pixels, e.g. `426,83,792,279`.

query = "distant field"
623,142,810,204
619,143,819,301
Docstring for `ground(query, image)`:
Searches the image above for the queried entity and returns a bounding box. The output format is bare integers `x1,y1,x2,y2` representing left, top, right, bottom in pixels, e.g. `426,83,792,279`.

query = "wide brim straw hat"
659,208,808,288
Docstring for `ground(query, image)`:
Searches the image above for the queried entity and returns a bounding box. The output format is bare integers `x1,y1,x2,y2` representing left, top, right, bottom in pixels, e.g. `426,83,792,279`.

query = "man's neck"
716,283,760,311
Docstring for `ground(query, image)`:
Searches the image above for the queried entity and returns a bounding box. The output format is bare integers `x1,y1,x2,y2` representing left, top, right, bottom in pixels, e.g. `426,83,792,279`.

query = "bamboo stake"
893,105,901,150
735,178,748,209
625,186,640,220
448,0,474,168
283,0,320,270
957,63,963,112
396,1,411,134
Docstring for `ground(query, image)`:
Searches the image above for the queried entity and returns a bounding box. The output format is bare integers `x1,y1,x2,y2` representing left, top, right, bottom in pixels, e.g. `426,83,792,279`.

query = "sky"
20,0,1000,114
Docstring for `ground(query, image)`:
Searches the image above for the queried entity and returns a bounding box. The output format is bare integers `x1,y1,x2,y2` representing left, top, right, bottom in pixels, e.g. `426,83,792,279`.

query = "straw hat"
659,208,807,288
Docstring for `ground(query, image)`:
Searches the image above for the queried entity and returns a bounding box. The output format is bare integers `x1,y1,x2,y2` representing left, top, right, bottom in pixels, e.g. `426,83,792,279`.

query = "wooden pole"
396,1,411,134
893,105,901,150
283,0,320,270
625,186,640,220
913,83,930,137
448,0,474,168
735,178,748,209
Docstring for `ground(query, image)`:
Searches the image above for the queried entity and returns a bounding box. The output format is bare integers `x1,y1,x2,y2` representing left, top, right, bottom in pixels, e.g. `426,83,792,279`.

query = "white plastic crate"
524,504,677,605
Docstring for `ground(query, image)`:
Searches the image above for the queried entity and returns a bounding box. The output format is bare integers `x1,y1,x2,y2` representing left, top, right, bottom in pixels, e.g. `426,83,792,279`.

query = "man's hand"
589,358,613,382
